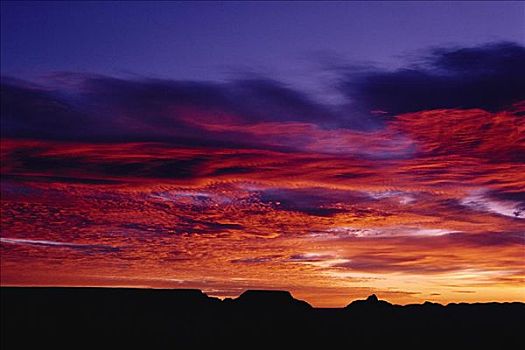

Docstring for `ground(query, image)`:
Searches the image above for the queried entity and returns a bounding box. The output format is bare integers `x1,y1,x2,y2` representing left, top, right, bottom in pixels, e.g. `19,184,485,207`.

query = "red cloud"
2,104,524,307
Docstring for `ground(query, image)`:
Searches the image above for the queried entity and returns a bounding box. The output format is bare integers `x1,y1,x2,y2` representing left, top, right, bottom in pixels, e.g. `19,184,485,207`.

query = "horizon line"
2,284,524,308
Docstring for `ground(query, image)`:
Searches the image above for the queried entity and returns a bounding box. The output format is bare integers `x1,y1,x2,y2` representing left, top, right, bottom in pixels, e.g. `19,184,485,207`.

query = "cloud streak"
0,237,119,252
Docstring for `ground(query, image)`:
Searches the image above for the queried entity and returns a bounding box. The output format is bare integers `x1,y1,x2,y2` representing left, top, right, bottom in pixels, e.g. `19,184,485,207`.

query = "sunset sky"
1,1,524,307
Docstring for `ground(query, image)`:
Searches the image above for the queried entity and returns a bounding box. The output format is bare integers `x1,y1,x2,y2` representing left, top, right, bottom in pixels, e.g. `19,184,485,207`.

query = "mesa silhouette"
1,287,523,348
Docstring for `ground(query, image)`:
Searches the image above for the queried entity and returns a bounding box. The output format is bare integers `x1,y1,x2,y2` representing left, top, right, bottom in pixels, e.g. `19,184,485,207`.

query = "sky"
1,1,524,307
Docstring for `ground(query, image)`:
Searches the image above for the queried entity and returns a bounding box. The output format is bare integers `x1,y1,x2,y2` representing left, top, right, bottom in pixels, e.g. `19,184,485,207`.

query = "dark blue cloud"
340,42,525,117
2,42,524,145
0,77,95,140
1,75,341,143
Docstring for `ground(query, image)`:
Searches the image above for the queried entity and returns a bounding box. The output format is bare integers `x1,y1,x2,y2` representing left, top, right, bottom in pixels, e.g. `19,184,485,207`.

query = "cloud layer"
1,42,525,306
341,42,525,116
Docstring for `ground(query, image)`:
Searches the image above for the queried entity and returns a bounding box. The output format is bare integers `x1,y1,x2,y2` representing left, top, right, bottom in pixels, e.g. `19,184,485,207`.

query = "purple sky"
1,1,525,306
2,1,524,97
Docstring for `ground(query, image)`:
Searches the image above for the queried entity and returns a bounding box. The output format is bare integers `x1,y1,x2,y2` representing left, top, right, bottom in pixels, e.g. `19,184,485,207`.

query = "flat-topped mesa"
98,287,213,300
158,288,219,302
233,290,312,309
25,287,220,305
157,288,208,297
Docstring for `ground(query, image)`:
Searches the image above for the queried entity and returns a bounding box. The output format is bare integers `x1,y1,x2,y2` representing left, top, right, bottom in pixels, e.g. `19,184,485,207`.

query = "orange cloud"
1,105,524,306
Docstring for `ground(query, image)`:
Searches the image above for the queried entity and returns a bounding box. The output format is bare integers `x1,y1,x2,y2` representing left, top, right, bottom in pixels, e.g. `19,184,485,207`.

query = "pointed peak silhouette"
366,294,379,302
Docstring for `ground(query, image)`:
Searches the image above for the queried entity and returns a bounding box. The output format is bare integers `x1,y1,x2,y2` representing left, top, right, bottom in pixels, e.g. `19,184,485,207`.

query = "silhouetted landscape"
2,3,525,349
1,287,523,348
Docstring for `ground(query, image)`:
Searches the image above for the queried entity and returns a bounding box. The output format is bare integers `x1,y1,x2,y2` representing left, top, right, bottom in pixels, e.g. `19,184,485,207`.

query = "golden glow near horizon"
1,106,525,307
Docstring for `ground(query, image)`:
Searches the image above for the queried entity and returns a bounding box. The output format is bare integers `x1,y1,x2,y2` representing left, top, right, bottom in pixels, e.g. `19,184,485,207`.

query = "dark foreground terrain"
1,287,524,348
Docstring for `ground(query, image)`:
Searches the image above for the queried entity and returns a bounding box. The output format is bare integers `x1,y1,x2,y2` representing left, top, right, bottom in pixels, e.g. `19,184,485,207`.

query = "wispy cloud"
0,237,119,252
460,190,524,219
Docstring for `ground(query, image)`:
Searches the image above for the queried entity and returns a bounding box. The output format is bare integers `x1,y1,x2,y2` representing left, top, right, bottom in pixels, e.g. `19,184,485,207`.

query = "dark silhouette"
227,289,312,310
1,287,523,348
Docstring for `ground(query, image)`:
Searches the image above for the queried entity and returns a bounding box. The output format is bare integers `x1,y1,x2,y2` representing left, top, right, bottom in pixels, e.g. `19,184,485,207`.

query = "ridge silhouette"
229,289,312,309
1,287,523,348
